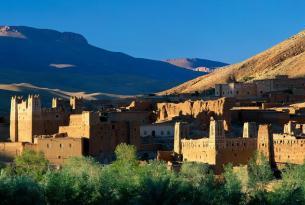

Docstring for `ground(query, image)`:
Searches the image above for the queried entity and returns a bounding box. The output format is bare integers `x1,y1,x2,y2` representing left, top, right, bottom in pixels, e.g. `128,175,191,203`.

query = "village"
0,75,304,173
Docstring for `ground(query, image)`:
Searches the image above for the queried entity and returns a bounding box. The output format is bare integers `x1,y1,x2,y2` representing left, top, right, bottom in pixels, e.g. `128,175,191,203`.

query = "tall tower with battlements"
10,96,22,142
10,95,43,143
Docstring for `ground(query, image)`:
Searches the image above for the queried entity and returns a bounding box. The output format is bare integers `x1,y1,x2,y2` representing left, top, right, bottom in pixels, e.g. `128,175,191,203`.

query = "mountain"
0,26,201,95
161,29,305,95
165,58,228,72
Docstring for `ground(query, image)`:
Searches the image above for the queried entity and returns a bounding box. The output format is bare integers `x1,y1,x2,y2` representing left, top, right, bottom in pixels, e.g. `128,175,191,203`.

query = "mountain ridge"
0,25,202,95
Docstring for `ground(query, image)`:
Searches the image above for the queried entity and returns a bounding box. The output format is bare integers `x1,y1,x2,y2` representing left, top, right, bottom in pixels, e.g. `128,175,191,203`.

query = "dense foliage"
1,146,305,205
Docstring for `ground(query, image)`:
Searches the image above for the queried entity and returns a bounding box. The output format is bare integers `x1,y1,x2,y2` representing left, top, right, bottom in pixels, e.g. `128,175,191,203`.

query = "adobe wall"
181,138,216,164
272,135,305,164
216,138,257,167
0,142,24,162
34,137,85,165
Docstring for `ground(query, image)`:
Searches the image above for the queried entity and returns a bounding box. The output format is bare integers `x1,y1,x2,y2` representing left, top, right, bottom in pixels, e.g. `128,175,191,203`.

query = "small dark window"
58,156,61,159
59,144,62,148
47,144,49,148
112,125,115,129
69,144,72,148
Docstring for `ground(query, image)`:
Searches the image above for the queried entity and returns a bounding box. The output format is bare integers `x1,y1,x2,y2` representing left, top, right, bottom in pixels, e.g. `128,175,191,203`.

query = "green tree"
222,164,244,205
179,162,219,205
248,152,274,191
135,160,190,205
0,173,44,205
115,143,137,164
99,144,140,204
269,164,305,205
246,152,274,205
6,150,49,181
43,157,102,205
43,157,103,205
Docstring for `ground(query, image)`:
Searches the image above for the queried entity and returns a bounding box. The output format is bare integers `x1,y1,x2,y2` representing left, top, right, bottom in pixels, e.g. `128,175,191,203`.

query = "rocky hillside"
161,29,305,95
0,26,202,95
165,58,228,72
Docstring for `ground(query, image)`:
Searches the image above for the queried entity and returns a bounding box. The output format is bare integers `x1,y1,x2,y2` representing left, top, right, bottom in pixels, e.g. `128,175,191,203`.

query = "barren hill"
0,26,202,95
161,29,305,95
165,58,228,72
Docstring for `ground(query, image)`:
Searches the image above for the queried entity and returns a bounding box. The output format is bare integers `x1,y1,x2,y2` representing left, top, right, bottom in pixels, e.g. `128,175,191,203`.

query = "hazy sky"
1,0,305,63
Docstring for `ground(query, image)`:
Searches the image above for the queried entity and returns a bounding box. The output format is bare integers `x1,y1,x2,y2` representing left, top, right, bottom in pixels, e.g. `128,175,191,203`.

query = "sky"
1,0,305,64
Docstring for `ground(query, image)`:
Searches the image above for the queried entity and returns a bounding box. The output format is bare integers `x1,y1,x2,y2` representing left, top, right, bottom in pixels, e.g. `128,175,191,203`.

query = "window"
58,156,61,159
69,144,72,148
47,144,49,148
59,144,62,148
167,131,171,135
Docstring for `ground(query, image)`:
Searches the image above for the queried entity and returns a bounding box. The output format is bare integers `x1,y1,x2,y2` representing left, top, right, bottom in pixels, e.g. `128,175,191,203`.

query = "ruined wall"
127,100,153,111
156,98,235,130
